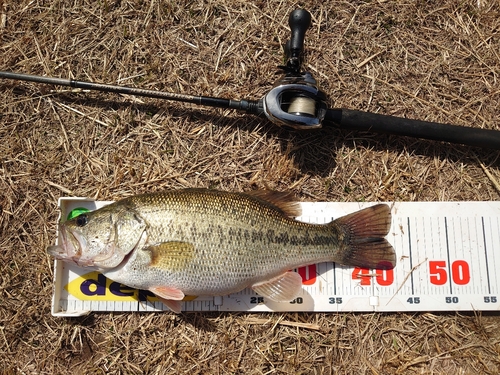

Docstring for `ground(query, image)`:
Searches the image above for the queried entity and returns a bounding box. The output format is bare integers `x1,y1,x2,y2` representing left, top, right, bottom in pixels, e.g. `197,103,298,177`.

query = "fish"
48,189,395,313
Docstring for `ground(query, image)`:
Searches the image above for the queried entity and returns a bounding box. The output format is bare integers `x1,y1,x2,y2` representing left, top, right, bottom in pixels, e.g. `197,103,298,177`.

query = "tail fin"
334,204,395,270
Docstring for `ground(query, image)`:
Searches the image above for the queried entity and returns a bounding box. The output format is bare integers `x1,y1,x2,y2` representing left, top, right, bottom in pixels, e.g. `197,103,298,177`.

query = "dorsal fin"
246,190,301,217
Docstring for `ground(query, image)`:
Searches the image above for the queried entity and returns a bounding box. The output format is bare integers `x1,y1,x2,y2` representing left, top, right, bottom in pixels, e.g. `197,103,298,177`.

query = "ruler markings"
391,217,405,298
455,217,464,293
465,217,475,295
458,217,464,291
466,217,475,293
333,262,337,296
489,216,499,295
481,217,492,295
430,216,436,296
330,213,337,297
420,216,430,296
474,217,484,295
407,217,415,295
415,216,422,295
468,217,481,295
424,216,432,296
444,217,453,295
495,216,500,295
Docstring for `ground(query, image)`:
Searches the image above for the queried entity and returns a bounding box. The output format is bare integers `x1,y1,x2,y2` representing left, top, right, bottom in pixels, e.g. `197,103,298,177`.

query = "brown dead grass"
1,0,500,374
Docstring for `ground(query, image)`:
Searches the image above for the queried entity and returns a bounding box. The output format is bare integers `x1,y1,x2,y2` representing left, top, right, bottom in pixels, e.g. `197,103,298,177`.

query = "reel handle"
286,9,311,72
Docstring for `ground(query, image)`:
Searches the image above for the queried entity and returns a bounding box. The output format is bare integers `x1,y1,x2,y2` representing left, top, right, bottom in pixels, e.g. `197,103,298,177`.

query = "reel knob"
287,9,312,73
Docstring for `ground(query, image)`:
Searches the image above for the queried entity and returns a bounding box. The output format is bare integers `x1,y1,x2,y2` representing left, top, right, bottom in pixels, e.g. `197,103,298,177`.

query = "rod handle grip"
324,108,500,150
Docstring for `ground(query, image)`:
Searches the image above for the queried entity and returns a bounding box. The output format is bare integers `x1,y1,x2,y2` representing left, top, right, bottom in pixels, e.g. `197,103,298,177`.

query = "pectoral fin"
150,286,185,313
147,241,195,271
251,271,303,302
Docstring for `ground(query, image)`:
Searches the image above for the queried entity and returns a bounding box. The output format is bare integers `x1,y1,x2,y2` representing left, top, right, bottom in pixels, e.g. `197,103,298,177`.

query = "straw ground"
1,0,499,373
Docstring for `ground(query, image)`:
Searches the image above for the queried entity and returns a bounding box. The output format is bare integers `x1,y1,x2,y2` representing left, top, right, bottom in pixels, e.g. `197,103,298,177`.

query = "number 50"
429,260,471,286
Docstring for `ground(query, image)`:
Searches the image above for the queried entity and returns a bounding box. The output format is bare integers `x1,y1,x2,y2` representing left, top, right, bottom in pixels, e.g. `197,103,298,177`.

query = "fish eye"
75,214,89,227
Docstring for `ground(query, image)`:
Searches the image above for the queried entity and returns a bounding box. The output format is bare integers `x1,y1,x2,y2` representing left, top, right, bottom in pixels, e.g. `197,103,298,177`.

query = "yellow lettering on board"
64,271,197,302
64,271,153,301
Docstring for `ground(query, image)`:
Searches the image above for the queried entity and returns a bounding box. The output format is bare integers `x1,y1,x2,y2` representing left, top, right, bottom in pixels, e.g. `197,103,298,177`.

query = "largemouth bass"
48,189,395,313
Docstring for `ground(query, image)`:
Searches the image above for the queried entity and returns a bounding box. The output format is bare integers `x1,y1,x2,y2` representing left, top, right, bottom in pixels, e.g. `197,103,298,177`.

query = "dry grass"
1,0,500,373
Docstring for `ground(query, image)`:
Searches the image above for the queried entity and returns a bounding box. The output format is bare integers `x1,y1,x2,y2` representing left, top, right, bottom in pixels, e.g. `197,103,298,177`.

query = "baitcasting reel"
263,71,327,130
1,9,499,149
263,10,327,129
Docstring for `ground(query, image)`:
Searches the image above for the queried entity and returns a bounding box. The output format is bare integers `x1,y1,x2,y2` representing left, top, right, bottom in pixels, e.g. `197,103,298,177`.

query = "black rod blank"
0,71,260,113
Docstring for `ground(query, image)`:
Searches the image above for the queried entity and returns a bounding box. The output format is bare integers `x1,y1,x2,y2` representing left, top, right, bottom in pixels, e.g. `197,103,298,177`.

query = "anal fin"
157,297,183,314
251,271,303,302
150,286,185,313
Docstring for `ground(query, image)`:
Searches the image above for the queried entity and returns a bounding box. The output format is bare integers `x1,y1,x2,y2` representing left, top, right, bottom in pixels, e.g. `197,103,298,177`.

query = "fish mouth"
47,223,139,269
47,225,96,267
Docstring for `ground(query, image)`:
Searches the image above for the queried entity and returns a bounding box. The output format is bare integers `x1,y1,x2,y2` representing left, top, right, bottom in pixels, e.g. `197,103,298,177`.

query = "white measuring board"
50,198,500,316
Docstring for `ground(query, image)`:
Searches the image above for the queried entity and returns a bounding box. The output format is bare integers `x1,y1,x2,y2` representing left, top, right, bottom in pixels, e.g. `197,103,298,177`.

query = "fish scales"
48,189,396,312
115,190,343,294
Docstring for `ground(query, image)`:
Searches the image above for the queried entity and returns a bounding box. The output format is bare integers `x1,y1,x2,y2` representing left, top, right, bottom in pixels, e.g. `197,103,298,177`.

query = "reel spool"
288,96,316,117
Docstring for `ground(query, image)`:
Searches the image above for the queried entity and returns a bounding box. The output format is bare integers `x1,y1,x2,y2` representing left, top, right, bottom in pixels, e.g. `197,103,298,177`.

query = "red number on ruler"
451,260,471,285
376,268,394,286
429,260,448,285
297,265,317,285
352,267,394,286
352,267,371,285
429,260,471,286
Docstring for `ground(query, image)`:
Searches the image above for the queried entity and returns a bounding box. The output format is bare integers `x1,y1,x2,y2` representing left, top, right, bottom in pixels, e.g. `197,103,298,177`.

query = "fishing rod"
1,9,499,150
